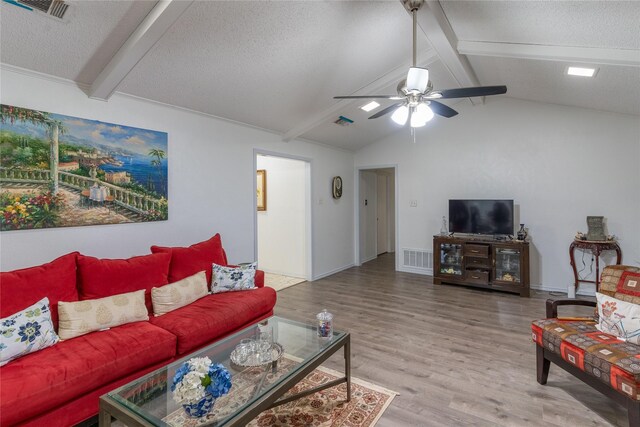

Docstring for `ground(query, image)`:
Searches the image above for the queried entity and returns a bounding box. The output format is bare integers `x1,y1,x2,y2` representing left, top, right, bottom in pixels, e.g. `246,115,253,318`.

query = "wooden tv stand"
433,235,530,297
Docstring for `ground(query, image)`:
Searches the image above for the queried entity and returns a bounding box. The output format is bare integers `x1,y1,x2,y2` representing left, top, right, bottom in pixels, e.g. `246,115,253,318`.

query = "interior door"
376,174,388,255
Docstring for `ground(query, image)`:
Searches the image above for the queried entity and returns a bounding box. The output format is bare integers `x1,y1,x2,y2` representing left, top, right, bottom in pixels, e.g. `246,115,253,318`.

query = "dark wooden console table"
569,239,622,293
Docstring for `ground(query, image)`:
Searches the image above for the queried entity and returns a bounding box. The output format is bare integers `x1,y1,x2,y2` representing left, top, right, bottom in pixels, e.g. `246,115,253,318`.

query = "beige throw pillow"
58,290,148,340
151,271,208,316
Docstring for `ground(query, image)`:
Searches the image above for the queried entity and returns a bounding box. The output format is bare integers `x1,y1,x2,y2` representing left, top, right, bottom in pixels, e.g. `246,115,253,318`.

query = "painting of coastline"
0,105,168,231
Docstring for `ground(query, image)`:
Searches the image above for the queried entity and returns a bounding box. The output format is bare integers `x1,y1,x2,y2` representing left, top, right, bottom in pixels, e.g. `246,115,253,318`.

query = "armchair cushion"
595,292,640,344
600,265,640,301
532,318,640,400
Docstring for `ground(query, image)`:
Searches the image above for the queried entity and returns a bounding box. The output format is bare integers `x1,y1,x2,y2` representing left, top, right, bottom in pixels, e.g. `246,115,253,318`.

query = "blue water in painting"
100,154,168,198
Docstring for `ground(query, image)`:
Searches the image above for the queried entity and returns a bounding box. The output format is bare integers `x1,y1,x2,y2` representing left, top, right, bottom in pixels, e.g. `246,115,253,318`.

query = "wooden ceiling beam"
88,0,193,101
410,0,483,105
457,41,640,68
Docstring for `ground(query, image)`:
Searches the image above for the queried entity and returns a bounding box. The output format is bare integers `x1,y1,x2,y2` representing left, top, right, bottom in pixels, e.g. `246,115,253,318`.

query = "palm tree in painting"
148,148,166,194
0,105,66,194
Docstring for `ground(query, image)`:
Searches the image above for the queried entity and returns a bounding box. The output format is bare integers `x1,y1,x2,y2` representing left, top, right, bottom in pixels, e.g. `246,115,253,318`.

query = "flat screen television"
449,199,514,236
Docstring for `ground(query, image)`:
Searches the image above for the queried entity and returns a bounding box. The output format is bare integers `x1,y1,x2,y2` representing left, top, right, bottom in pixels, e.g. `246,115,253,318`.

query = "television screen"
449,199,514,235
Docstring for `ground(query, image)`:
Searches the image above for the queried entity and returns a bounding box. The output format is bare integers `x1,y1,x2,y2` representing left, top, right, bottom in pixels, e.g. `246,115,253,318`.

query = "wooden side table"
569,239,622,295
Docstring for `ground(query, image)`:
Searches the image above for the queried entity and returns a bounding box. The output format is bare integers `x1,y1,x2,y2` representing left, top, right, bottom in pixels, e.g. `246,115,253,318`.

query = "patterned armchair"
532,265,640,427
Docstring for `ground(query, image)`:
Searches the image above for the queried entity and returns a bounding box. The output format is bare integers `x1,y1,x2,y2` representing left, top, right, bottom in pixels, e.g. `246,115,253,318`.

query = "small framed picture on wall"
257,169,267,211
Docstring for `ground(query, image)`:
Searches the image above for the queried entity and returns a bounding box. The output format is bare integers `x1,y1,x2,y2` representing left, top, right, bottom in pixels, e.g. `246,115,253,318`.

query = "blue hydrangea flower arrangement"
171,356,232,417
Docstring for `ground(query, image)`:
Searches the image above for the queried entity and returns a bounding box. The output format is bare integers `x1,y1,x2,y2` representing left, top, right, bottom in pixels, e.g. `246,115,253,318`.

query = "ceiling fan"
334,0,507,128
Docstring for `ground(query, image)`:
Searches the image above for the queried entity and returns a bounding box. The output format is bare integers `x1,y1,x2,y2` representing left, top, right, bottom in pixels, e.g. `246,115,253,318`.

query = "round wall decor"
332,176,343,199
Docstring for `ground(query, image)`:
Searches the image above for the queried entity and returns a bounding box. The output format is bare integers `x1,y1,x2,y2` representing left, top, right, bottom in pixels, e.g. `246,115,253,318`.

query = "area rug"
265,273,307,292
247,365,397,427
164,359,397,427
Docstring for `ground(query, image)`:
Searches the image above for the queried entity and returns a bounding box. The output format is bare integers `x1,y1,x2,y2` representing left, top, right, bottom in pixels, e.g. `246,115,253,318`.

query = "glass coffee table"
99,316,350,426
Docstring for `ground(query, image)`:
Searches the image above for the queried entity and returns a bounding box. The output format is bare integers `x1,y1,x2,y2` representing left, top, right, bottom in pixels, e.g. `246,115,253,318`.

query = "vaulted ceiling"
1,0,639,151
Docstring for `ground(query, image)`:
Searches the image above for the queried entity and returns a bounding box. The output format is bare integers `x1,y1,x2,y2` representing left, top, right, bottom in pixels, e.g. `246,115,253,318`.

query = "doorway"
254,152,312,290
357,167,397,268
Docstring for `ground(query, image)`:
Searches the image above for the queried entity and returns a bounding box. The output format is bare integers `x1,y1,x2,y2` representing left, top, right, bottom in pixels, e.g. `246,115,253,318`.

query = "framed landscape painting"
0,104,168,231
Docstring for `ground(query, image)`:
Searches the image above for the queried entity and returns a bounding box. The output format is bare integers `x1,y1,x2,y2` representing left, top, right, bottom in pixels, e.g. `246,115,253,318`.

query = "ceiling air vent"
3,0,69,19
333,116,354,127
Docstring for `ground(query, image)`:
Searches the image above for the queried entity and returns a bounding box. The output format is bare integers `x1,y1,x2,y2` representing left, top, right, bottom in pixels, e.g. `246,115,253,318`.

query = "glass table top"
107,316,345,426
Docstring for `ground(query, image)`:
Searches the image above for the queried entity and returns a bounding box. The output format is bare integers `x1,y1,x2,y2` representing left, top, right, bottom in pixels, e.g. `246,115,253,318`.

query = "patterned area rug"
247,366,397,427
164,359,397,427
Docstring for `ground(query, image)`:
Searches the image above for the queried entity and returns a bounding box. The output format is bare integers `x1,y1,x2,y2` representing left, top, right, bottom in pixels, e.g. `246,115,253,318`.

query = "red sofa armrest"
254,269,264,288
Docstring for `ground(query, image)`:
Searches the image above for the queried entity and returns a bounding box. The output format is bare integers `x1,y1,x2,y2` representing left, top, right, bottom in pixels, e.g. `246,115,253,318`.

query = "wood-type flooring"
273,253,624,426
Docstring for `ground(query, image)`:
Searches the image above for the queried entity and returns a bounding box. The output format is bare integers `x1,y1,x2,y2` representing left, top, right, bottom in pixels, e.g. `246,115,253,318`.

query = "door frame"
253,149,313,281
354,165,399,270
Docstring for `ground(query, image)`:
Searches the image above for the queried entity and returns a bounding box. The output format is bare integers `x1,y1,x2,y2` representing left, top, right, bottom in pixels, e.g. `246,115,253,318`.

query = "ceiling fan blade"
368,103,403,119
436,85,507,99
428,101,458,118
334,95,404,100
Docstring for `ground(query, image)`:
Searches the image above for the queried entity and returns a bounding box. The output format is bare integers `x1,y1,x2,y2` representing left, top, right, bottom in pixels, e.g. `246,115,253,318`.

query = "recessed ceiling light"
567,66,598,77
360,101,380,112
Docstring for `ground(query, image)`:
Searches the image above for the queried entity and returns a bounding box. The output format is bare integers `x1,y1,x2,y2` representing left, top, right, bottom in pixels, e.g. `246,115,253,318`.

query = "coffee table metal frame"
98,331,350,426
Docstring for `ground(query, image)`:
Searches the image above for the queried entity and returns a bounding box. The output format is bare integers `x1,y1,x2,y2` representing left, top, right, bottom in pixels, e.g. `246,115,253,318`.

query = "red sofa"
0,235,277,427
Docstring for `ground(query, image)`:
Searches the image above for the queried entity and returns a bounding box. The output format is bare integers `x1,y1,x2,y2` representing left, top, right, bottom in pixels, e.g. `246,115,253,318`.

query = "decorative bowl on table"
230,341,284,367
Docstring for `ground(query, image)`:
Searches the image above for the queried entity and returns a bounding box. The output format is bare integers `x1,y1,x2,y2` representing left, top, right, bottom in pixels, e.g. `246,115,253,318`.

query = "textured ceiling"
0,0,156,84
117,1,429,136
468,56,640,116
0,0,638,150
440,0,640,49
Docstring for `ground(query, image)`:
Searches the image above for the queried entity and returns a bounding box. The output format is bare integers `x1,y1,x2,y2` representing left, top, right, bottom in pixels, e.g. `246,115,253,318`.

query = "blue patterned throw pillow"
1,297,59,366
211,263,258,294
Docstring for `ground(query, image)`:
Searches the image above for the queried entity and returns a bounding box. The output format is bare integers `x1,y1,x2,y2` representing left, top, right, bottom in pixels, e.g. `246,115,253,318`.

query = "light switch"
410,200,418,207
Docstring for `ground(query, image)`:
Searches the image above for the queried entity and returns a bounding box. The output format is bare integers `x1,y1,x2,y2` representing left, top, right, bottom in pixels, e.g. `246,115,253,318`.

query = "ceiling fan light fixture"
410,103,434,128
406,67,429,93
391,105,409,125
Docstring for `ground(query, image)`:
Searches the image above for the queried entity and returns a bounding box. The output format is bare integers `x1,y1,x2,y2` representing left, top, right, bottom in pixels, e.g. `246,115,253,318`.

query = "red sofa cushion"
151,233,228,286
77,253,170,313
150,287,277,354
0,321,176,426
0,252,78,329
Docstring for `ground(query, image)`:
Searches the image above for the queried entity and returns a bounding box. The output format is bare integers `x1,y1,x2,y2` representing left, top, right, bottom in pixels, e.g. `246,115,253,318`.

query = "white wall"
358,170,377,263
257,155,306,278
0,67,355,280
355,97,640,295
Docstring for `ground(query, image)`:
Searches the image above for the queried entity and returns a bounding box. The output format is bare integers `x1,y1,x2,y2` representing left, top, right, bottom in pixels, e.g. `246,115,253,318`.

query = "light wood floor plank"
273,254,624,426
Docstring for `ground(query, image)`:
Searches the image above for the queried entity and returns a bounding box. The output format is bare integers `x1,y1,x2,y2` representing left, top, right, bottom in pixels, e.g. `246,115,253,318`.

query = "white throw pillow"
211,263,257,294
596,292,640,344
57,289,148,340
151,271,209,316
0,297,59,366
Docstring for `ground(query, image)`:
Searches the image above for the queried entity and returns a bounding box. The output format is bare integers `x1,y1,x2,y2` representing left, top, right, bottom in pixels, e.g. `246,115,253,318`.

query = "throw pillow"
151,233,228,286
211,263,257,294
0,252,79,330
0,298,59,366
151,271,209,316
77,253,171,314
57,289,148,340
595,292,640,344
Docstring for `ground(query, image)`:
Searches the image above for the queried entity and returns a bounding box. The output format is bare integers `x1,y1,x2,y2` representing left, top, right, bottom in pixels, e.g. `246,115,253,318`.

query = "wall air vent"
401,248,433,275
2,0,69,19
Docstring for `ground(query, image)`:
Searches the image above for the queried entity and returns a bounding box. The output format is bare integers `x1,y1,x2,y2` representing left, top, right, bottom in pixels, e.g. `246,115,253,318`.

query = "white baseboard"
360,255,377,265
397,266,433,276
260,268,306,279
530,283,595,297
312,263,355,281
